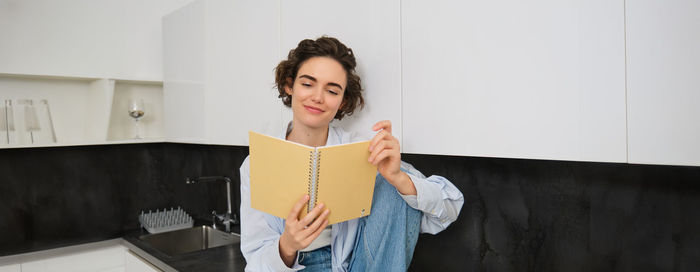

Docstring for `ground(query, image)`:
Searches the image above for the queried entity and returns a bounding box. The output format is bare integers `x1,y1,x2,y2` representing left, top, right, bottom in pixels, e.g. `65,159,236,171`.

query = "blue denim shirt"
240,124,464,271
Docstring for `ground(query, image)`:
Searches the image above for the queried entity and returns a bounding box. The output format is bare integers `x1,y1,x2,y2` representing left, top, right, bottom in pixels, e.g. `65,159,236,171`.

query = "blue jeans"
299,246,332,271
300,174,422,271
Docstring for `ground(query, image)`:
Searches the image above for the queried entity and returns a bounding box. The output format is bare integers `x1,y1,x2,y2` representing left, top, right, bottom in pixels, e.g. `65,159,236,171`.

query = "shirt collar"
278,121,341,147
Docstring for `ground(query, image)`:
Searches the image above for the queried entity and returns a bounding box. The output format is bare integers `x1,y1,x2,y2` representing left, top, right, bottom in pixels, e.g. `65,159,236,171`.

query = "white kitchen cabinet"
0,0,192,81
400,0,627,162
626,0,700,166
20,245,125,272
279,0,402,141
3,243,162,272
163,0,283,146
125,251,160,272
0,264,20,272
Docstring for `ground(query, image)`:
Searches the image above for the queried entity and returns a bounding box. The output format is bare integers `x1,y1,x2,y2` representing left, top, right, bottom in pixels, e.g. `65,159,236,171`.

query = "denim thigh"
348,174,422,271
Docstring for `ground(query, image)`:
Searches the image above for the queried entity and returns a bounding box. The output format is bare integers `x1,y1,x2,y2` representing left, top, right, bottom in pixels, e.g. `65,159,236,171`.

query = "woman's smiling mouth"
304,105,325,114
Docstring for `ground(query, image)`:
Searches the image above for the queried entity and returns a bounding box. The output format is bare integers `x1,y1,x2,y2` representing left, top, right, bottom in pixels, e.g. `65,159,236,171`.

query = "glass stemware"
2,100,15,145
128,99,145,139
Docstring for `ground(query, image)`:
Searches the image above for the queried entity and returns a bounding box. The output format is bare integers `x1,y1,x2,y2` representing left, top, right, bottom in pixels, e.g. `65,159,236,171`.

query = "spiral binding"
308,150,313,212
308,149,321,212
314,151,321,206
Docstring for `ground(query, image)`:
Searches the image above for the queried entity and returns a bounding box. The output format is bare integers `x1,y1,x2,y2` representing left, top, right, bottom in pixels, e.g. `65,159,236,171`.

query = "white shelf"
0,73,164,149
0,138,166,149
0,72,100,82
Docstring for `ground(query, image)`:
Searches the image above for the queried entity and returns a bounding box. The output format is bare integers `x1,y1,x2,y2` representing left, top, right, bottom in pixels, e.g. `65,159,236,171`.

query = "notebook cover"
249,131,312,220
248,131,378,224
317,141,377,224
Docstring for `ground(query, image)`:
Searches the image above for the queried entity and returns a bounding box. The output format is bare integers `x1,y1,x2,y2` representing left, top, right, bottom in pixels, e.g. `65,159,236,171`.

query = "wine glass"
128,99,145,139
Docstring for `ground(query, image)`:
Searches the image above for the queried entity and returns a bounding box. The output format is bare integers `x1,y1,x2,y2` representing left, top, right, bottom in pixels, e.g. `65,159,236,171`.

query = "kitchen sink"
139,225,239,256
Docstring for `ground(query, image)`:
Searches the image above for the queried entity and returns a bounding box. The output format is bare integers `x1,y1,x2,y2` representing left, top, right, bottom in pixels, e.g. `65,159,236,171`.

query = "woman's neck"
286,122,329,147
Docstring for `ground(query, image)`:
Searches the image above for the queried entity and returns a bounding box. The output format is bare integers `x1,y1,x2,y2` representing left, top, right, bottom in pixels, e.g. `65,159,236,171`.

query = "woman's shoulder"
240,155,251,175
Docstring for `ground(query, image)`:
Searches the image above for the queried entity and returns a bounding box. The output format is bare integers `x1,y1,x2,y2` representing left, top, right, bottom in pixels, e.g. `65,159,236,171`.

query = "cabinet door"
163,0,207,143
279,0,402,141
205,0,283,145
0,264,20,272
0,1,189,80
401,0,626,162
163,0,282,145
125,251,160,272
626,0,700,166
20,245,125,272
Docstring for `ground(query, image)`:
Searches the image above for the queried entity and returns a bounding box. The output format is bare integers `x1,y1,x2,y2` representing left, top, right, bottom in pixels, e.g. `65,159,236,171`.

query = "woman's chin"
296,116,333,130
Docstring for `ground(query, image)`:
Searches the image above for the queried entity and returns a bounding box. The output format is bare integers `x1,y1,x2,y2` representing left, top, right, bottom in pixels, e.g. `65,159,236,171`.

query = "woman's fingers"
369,138,400,163
302,218,330,245
369,130,391,152
372,120,392,134
287,194,309,221
372,149,394,166
369,141,395,164
300,202,325,226
302,208,330,236
369,140,389,163
281,198,331,252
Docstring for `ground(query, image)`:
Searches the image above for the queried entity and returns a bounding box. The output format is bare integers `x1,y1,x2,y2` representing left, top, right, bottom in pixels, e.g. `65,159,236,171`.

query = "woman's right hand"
279,194,330,267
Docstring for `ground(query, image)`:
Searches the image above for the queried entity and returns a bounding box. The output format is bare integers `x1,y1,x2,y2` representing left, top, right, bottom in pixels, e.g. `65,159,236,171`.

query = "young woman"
240,36,464,271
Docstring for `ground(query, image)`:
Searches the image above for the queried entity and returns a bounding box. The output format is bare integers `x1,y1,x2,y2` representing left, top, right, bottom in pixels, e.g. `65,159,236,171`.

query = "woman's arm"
368,120,417,195
398,161,464,234
240,156,330,270
279,195,329,266
368,120,464,234
240,156,303,271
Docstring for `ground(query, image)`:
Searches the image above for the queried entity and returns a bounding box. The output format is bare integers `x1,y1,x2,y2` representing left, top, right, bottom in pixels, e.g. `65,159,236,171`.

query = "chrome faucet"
185,176,238,233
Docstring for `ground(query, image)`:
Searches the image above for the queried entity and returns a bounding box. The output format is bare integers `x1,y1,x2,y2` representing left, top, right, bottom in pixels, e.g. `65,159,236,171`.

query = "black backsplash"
1,143,699,271
403,154,700,272
0,143,247,256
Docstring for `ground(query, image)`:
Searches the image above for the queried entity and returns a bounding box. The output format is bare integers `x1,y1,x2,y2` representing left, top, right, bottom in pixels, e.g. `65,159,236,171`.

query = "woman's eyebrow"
299,74,343,89
298,74,317,82
326,82,343,90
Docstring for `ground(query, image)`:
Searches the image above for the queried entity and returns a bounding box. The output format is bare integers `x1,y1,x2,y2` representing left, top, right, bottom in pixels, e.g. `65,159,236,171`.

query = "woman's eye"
328,90,338,95
301,83,312,87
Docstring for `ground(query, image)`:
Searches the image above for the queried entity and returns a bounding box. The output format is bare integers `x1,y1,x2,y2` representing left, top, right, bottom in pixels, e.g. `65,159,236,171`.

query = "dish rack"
139,207,194,234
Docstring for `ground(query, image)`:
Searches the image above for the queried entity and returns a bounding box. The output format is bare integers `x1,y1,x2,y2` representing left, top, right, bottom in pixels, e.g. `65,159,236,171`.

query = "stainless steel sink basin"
139,225,239,256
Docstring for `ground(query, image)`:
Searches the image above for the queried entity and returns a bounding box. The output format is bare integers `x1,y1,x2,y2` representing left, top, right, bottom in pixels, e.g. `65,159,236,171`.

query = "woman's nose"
311,88,323,103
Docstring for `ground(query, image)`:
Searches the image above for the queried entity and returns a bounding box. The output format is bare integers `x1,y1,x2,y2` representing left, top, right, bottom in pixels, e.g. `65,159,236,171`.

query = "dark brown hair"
275,36,364,120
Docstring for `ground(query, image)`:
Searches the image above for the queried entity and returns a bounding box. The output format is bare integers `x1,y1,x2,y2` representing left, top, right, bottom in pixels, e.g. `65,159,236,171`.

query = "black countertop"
122,225,247,272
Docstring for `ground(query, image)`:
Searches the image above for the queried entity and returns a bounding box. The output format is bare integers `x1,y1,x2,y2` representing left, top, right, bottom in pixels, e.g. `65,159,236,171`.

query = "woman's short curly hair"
275,36,364,120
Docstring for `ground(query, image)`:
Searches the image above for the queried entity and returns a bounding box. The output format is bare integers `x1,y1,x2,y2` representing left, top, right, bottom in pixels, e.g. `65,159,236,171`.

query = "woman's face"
285,56,346,130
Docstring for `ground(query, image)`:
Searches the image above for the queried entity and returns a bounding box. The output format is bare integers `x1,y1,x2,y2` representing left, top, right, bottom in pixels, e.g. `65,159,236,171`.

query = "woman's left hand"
369,120,416,195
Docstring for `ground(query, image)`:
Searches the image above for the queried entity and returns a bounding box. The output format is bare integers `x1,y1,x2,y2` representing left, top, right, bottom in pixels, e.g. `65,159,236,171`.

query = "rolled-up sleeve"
240,156,305,271
398,161,464,234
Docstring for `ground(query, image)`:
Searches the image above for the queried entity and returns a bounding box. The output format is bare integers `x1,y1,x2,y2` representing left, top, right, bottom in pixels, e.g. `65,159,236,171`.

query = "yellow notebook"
249,131,378,224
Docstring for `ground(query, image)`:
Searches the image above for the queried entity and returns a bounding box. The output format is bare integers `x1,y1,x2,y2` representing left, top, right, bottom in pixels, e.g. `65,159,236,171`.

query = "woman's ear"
339,98,347,111
284,77,294,95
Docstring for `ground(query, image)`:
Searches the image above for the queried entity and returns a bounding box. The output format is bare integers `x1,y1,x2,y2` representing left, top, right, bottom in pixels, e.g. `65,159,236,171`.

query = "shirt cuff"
398,172,444,217
397,172,423,211
270,238,305,271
